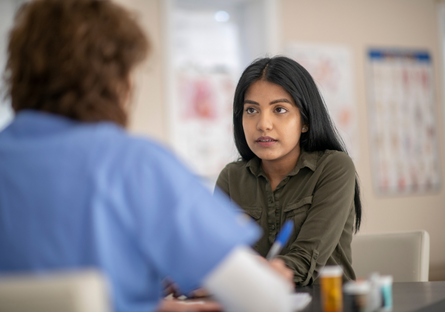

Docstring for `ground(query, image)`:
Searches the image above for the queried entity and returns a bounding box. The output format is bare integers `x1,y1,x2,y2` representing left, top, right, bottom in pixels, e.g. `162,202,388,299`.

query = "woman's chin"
255,153,281,162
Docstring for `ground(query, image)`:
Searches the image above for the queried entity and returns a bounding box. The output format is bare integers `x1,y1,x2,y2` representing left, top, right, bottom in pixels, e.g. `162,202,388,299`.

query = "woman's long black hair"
233,56,362,232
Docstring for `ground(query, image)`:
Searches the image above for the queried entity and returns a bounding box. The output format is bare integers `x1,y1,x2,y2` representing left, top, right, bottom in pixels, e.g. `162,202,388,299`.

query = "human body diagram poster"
285,42,360,160
169,8,241,179
367,49,441,195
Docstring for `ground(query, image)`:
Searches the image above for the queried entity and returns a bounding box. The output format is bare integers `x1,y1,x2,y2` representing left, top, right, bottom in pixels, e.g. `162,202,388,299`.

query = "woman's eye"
275,107,287,114
245,107,257,114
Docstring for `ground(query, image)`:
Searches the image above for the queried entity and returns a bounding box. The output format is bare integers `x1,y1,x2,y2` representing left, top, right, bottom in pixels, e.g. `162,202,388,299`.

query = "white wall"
114,0,168,142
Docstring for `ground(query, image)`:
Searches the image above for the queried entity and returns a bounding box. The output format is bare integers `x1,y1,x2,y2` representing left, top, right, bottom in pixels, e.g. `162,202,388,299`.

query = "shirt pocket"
241,206,262,221
283,195,313,230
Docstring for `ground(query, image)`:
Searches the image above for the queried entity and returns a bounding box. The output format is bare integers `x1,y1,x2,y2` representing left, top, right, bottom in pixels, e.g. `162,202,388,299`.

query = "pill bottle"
320,265,343,312
378,275,393,311
343,280,371,312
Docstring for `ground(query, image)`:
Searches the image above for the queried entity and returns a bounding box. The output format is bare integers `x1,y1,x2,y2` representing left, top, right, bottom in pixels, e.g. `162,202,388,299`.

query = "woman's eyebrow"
244,99,293,105
243,100,259,105
270,98,292,105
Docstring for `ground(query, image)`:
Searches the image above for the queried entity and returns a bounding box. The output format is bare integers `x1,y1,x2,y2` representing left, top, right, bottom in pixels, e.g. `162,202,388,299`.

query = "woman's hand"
256,256,294,287
269,258,294,286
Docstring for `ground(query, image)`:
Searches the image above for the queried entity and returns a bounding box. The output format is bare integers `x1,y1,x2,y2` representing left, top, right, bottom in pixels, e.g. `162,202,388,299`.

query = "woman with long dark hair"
216,56,362,286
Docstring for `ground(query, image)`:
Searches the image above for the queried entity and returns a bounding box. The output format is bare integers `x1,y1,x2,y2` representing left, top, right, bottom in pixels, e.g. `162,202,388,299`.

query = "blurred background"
0,0,444,281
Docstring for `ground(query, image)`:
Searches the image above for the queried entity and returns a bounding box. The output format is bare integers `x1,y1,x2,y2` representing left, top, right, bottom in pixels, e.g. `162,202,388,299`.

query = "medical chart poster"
169,8,241,178
367,49,441,195
285,42,360,160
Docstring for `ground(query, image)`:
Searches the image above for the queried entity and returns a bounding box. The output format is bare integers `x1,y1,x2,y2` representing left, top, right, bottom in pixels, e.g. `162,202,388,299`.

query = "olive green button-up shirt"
216,149,356,286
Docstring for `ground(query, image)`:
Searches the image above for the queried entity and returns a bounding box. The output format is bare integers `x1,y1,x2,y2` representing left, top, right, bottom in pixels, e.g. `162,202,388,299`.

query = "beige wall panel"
115,0,168,143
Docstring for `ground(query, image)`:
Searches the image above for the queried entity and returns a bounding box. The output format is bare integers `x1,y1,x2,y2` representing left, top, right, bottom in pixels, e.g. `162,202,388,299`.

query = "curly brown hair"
4,0,149,127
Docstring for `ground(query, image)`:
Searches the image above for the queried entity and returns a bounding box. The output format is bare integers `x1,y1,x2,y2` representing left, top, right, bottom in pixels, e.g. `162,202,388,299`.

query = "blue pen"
266,220,294,260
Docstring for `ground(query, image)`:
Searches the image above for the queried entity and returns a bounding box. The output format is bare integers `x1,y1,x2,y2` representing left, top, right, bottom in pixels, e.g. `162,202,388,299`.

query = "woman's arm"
276,152,356,286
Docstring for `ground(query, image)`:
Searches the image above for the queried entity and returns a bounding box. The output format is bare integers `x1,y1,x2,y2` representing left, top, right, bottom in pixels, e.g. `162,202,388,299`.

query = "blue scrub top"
0,110,260,312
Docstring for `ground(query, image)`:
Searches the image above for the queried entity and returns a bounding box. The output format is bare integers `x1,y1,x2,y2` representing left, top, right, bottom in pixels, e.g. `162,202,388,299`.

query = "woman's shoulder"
318,150,356,173
221,159,249,173
217,159,252,183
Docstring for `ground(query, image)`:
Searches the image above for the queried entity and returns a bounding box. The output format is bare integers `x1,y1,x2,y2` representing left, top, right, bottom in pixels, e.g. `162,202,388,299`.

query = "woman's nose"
257,112,273,131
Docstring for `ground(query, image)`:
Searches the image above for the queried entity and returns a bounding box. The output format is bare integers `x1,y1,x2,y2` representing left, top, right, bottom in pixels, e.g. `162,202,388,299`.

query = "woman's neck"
261,149,301,191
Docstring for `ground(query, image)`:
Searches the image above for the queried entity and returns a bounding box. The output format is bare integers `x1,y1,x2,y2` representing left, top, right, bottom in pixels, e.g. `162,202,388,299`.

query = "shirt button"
271,225,275,230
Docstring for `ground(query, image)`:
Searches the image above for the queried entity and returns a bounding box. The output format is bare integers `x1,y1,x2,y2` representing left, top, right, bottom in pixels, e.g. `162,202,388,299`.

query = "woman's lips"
256,136,277,147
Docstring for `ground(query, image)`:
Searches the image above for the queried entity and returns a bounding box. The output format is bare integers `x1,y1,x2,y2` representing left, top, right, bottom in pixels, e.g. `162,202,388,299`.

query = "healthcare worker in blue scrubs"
0,0,293,311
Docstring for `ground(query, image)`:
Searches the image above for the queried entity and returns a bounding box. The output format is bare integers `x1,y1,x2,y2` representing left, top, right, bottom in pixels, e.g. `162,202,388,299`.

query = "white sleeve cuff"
202,246,292,312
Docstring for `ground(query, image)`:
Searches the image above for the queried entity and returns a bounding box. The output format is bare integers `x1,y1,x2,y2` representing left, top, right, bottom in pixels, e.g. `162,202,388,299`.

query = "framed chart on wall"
367,49,441,195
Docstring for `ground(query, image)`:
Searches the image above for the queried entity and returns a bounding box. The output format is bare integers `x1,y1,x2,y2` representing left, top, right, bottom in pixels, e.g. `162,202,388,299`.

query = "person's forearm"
277,249,314,286
203,246,292,312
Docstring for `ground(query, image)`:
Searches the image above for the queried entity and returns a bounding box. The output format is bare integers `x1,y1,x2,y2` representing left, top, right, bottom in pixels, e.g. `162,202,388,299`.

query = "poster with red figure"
367,49,441,195
169,8,241,179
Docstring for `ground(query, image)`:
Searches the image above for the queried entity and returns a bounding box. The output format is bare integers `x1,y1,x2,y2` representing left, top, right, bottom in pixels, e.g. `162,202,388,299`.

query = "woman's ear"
302,125,308,133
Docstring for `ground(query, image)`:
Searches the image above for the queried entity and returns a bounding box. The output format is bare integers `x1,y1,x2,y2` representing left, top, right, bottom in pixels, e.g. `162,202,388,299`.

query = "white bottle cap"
319,265,343,277
343,280,371,295
378,275,393,286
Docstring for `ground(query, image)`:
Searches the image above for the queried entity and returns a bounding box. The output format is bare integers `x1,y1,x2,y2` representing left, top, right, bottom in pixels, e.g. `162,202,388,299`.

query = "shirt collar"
4,110,122,139
246,156,263,177
246,149,319,178
287,149,319,176
6,110,77,137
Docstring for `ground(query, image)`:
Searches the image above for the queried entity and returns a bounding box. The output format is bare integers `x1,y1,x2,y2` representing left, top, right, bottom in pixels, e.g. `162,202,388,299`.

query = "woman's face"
242,80,305,166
